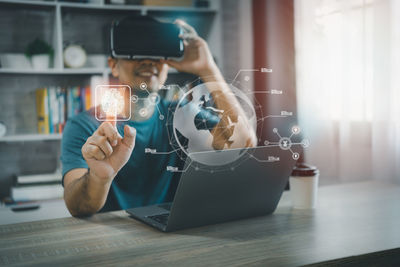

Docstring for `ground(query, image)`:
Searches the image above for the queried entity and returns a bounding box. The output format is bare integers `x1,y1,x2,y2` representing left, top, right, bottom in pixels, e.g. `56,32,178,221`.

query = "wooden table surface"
1,180,399,266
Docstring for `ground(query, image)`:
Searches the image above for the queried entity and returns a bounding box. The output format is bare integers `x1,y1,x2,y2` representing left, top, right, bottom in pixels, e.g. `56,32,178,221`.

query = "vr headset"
110,15,184,60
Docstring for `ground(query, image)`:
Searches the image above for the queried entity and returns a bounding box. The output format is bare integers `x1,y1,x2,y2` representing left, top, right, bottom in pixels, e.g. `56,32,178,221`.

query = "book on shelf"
35,85,94,135
11,184,63,202
12,171,63,202
16,171,62,186
35,88,50,134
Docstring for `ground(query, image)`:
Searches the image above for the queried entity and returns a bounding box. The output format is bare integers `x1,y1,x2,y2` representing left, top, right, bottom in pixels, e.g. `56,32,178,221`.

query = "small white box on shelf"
0,53,31,69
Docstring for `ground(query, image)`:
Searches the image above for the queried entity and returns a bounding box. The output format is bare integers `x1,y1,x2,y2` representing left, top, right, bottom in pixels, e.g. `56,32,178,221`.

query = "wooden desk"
0,180,399,266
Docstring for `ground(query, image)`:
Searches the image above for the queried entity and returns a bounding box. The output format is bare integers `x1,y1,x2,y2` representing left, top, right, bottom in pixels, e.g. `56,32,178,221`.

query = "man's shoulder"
70,108,97,123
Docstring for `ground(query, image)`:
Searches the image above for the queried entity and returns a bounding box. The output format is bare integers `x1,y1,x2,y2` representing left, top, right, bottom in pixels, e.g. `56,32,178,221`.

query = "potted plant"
25,38,54,70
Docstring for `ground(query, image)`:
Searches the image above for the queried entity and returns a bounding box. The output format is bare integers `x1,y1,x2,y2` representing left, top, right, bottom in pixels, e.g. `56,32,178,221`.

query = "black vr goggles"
110,15,184,60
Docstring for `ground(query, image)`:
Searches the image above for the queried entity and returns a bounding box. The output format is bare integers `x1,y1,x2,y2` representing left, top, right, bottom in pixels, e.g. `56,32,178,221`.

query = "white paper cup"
289,164,319,209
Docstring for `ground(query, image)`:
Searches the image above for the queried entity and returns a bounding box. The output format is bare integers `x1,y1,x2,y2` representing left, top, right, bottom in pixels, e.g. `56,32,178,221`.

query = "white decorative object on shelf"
64,44,87,68
109,0,126,4
0,68,110,75
0,0,219,145
0,133,62,142
17,170,62,185
86,54,107,68
0,122,6,137
31,54,50,70
0,53,31,69
11,184,63,202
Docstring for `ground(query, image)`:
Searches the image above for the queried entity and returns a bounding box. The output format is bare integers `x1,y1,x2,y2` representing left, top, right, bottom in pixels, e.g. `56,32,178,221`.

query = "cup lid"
291,163,319,177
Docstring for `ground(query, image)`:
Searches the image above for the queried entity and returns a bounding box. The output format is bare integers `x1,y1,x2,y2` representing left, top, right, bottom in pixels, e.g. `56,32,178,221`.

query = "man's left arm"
163,20,257,149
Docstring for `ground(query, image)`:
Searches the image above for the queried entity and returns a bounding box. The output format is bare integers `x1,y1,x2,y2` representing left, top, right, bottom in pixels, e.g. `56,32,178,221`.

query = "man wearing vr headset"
61,16,256,217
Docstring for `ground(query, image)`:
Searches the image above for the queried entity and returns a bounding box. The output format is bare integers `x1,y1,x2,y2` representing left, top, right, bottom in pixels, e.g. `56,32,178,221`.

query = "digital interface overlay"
94,68,310,173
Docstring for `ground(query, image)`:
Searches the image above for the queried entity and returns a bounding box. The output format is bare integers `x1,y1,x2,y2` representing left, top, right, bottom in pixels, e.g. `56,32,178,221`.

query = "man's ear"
108,57,119,78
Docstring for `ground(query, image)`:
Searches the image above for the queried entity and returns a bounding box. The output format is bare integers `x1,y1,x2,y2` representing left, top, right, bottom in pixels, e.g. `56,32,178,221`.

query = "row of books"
35,86,93,134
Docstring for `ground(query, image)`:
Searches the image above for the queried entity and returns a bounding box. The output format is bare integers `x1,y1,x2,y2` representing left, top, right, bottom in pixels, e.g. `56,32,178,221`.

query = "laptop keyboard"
147,213,169,225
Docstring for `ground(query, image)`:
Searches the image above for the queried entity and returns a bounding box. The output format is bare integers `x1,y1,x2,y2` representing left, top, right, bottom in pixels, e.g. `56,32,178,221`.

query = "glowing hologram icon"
271,89,283,95
246,152,281,163
231,68,259,84
279,137,292,150
301,139,310,148
149,92,161,105
172,81,257,167
130,83,168,122
95,85,131,121
247,89,283,95
166,160,193,173
145,71,306,173
230,67,273,85
101,89,124,115
139,108,148,117
291,126,300,135
145,147,180,155
261,68,273,73
130,94,138,103
166,166,179,172
264,126,309,161
160,75,264,173
140,82,147,90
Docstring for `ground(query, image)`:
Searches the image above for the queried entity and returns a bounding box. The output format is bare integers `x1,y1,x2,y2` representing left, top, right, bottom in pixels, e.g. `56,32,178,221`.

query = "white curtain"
295,0,400,184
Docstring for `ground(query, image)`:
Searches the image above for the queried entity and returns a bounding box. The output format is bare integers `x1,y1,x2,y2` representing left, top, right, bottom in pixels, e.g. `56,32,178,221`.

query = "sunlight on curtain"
295,0,400,183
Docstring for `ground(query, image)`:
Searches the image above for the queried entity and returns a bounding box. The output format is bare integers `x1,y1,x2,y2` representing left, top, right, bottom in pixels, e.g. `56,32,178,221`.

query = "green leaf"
25,38,54,58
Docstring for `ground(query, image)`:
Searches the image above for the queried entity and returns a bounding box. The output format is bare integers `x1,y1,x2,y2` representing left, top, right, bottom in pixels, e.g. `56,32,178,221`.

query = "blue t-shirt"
61,100,185,212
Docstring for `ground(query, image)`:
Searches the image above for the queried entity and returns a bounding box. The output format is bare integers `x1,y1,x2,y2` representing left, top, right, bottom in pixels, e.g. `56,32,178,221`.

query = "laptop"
126,146,296,232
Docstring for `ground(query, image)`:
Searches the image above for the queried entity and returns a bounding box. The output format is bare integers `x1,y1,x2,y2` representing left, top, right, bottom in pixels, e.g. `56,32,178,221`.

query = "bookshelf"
0,67,178,75
0,68,107,75
0,0,221,137
0,133,62,143
0,0,222,207
0,0,217,13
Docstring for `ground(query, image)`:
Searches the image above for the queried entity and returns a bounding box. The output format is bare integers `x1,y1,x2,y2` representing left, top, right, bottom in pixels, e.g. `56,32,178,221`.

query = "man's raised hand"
82,121,136,184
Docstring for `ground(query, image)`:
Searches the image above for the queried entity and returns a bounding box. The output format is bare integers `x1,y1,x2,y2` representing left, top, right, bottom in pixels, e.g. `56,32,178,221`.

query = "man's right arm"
63,168,111,216
63,122,136,217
